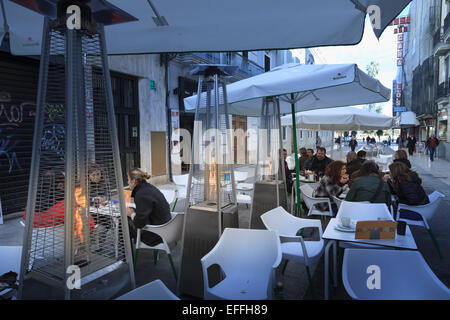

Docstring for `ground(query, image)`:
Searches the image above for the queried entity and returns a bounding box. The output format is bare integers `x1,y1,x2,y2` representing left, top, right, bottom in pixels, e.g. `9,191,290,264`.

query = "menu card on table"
355,221,398,240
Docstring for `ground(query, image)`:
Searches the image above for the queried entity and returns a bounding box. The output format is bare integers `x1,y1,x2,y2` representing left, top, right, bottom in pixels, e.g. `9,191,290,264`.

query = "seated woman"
345,151,362,178
126,168,172,247
393,149,411,168
386,162,429,206
313,161,349,215
345,160,392,208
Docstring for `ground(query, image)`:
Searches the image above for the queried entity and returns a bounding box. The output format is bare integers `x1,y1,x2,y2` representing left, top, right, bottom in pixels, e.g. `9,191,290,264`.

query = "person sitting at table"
303,147,332,178
126,168,171,247
298,147,309,171
385,162,429,207
345,151,362,177
88,163,109,206
393,149,412,168
279,149,293,194
313,161,349,215
345,160,392,208
356,150,367,164
23,169,95,233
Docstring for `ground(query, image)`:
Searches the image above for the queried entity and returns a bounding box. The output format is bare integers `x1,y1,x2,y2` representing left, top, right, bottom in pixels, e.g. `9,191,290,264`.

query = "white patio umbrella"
184,63,391,115
1,0,411,55
184,63,391,213
280,106,393,159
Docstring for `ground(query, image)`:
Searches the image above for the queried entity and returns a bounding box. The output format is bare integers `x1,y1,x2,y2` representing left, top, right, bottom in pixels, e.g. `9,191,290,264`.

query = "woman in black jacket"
393,149,412,168
126,168,171,246
387,162,429,206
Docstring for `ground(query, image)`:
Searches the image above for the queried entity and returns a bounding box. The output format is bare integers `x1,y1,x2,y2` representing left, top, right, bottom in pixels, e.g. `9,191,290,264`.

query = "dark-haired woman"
345,160,392,208
313,161,349,215
387,162,429,206
393,149,411,168
126,168,171,247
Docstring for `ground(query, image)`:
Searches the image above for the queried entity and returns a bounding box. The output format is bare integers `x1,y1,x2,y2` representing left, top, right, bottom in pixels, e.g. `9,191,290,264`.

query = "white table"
0,246,22,299
322,218,417,300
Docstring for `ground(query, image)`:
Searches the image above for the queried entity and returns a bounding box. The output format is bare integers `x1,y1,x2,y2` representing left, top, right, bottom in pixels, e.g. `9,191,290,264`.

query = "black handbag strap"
370,178,384,203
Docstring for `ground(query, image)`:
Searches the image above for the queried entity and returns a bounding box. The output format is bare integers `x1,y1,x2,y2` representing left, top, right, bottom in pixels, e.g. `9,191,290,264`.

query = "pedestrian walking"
388,136,391,146
316,135,322,149
406,135,416,156
349,136,358,152
426,134,440,162
366,136,370,145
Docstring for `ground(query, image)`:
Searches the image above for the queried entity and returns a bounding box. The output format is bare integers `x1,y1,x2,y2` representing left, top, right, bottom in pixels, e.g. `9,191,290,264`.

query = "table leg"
324,239,335,300
333,240,337,287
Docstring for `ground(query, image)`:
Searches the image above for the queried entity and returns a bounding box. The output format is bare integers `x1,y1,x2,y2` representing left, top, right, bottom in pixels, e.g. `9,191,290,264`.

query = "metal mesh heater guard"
18,11,135,300
178,65,239,298
249,97,288,229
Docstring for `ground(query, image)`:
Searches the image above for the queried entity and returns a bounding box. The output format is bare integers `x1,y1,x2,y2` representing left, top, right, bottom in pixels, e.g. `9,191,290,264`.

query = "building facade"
403,0,450,160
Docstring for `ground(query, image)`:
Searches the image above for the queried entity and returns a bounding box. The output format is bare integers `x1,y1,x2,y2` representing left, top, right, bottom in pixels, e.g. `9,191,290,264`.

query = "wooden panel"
151,131,166,176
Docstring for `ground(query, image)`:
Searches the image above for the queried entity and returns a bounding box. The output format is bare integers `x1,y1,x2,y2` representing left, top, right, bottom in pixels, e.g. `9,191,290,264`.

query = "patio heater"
178,65,239,299
18,1,136,299
249,97,288,229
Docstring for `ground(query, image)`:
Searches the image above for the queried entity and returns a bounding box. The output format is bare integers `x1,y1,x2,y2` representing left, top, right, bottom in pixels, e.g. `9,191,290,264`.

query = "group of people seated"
24,164,171,259
312,150,429,214
292,146,429,216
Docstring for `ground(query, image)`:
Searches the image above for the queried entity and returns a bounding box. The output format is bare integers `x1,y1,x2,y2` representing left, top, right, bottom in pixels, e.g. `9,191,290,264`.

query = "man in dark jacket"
406,135,417,156
304,147,332,178
349,136,358,152
426,134,440,161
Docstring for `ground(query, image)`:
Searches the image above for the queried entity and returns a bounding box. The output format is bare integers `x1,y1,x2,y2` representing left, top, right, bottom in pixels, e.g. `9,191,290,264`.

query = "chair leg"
133,248,139,268
153,249,159,265
427,228,443,259
281,260,289,275
305,266,315,300
168,253,178,282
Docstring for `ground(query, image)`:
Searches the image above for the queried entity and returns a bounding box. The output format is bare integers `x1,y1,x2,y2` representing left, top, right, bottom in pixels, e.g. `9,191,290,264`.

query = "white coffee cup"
341,216,351,228
309,173,315,181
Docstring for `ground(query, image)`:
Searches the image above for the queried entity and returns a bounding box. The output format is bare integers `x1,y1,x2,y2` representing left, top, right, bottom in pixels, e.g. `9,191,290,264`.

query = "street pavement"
1,141,449,300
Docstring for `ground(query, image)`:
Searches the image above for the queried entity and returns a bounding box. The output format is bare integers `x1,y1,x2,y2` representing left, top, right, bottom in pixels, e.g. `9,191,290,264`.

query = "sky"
291,4,411,117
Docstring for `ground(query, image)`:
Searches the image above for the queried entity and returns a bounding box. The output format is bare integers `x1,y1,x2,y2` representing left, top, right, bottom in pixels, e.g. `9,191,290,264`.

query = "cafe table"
0,246,22,299
322,218,418,300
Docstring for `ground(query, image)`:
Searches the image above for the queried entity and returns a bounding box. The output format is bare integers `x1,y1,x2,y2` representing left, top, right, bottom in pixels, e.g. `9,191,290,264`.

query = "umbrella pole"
290,94,301,216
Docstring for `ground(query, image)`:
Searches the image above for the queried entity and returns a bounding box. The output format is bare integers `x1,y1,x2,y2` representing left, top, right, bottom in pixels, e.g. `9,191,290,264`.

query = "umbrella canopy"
184,63,391,116
1,0,411,55
280,106,393,130
393,111,419,128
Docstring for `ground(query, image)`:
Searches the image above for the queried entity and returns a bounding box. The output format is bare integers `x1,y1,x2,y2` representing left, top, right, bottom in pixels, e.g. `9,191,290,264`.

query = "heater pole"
98,24,136,289
291,94,301,216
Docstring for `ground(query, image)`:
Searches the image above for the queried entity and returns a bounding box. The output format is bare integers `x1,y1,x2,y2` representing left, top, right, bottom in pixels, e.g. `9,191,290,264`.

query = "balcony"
173,52,264,81
436,80,450,107
445,11,450,42
434,27,450,56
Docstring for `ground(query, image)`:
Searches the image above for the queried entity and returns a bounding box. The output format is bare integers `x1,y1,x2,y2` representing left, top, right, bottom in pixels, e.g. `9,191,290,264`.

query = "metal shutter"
0,51,39,216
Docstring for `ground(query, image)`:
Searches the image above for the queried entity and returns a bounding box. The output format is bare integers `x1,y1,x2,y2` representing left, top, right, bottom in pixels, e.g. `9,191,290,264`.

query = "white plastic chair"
116,279,180,300
300,184,333,218
261,206,324,299
159,189,177,211
397,191,445,258
200,228,281,300
342,249,450,300
331,195,343,209
234,171,248,182
134,213,185,281
173,174,189,199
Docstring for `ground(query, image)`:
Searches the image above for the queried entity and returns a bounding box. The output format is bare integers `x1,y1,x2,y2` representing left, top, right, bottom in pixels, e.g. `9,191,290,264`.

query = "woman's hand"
383,174,390,182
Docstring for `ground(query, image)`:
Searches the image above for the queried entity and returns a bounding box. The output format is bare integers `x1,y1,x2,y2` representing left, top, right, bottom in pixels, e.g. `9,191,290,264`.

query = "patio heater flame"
208,156,217,202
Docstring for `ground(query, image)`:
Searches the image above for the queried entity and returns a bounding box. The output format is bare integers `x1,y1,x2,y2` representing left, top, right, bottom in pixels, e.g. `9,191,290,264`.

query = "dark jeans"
429,147,436,161
408,146,414,156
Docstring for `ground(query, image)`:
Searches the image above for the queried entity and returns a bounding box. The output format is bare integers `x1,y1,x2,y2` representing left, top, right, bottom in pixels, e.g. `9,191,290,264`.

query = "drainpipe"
162,53,176,182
